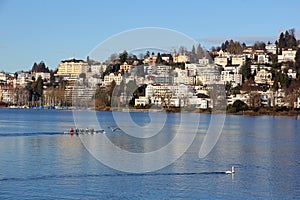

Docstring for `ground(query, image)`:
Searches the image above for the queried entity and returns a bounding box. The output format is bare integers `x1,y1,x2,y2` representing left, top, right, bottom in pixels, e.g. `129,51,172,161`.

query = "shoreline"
2,106,300,117
95,106,300,117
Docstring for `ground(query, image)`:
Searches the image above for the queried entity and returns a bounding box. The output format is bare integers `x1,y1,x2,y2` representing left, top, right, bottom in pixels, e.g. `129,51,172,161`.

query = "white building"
135,97,149,107
154,75,174,84
287,69,297,79
220,71,242,87
144,65,171,75
144,65,154,75
250,65,271,75
1,87,17,104
254,69,273,85
6,76,17,88
260,92,272,107
257,54,269,64
91,64,106,75
195,67,220,85
0,72,6,82
294,97,300,109
227,94,249,105
174,68,187,77
156,65,171,75
185,63,198,77
103,73,122,85
64,85,95,104
188,96,210,109
119,62,133,72
35,72,51,82
17,72,30,86
161,54,172,63
173,68,195,85
243,47,255,59
169,98,183,107
174,76,195,85
278,49,297,63
273,89,286,107
87,76,103,87
198,58,210,66
145,84,193,99
224,65,240,73
266,43,277,54
173,53,189,63
214,56,228,67
231,55,245,66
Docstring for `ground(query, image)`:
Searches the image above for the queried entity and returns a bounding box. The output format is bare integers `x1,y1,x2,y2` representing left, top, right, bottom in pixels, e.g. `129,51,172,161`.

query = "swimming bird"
107,126,121,132
225,166,235,174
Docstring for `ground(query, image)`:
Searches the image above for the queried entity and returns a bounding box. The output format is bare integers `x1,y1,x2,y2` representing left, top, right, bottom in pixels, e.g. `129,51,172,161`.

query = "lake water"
0,108,300,199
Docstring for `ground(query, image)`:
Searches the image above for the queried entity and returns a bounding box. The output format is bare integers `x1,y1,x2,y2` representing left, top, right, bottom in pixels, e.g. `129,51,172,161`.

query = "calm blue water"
0,108,300,199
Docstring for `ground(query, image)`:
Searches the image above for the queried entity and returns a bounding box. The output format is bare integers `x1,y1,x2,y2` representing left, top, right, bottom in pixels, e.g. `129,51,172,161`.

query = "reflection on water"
0,109,300,199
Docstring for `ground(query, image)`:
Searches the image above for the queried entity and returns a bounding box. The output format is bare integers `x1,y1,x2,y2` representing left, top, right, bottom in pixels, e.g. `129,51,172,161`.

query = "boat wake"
0,132,63,137
0,171,234,182
0,130,108,137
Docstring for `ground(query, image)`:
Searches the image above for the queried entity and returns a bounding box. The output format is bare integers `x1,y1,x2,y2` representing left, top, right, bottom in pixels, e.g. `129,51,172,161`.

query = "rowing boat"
64,129,105,135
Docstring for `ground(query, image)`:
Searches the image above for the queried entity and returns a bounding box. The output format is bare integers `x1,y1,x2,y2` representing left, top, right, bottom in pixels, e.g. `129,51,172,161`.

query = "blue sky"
0,0,299,72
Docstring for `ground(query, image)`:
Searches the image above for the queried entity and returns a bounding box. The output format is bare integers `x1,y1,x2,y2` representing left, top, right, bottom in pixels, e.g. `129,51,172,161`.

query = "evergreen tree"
31,61,49,73
156,53,163,64
221,40,229,51
286,29,297,48
278,32,285,54
240,61,251,82
227,40,243,54
36,76,43,96
232,100,249,112
253,41,266,50
191,45,196,63
144,51,150,59
295,49,300,75
94,86,109,107
32,62,38,72
277,29,297,52
196,44,204,59
119,50,128,63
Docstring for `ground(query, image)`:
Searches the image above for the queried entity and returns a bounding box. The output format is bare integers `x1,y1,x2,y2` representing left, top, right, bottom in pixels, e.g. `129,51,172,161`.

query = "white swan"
225,166,235,174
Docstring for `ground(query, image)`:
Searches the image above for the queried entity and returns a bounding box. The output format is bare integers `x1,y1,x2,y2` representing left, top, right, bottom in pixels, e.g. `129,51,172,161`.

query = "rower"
69,128,74,135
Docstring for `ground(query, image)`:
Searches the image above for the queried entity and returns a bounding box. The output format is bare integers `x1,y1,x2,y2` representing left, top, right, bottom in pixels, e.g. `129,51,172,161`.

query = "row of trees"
104,44,208,76
277,29,297,53
212,40,271,54
190,44,206,63
31,61,50,73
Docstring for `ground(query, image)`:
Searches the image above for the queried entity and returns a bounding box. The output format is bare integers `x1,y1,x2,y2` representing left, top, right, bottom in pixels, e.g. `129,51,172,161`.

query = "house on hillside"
254,69,273,85
278,49,297,63
55,58,90,78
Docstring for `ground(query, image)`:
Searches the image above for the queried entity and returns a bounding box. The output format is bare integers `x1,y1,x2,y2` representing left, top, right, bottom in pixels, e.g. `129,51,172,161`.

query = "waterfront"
0,109,300,199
